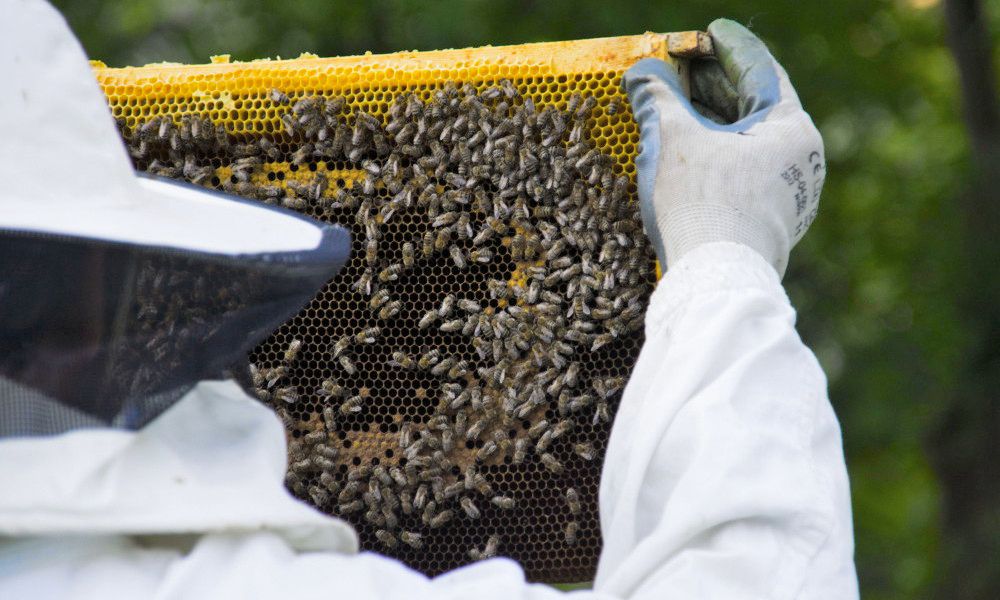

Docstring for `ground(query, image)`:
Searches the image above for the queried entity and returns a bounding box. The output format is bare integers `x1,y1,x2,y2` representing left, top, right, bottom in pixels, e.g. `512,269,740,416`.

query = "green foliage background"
52,1,994,597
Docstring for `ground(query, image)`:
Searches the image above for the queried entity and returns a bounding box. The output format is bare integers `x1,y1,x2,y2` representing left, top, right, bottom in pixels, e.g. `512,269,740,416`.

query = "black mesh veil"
0,178,351,437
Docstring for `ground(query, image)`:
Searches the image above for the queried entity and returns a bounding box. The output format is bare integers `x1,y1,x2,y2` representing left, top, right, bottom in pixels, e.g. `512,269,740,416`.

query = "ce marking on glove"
809,151,824,175
783,151,825,238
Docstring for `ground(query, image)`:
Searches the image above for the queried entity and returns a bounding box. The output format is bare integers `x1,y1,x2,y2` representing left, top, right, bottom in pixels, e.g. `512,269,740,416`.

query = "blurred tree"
52,0,998,597
932,1,1000,598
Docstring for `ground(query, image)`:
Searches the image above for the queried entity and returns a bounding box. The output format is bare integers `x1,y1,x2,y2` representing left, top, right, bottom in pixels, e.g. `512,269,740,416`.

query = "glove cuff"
661,202,790,277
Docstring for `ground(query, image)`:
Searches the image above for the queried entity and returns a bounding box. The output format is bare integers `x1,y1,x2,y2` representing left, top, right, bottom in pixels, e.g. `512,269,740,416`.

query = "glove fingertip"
706,18,757,43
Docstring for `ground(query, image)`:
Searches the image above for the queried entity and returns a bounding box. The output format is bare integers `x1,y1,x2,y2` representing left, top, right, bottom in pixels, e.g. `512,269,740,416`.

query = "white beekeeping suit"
0,2,858,598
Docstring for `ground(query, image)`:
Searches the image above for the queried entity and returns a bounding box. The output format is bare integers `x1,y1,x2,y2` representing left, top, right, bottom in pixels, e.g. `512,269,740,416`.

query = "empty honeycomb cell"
95,32,707,584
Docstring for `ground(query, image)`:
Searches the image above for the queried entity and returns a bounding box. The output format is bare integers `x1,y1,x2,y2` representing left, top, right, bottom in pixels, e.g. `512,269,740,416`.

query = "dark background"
53,0,1000,597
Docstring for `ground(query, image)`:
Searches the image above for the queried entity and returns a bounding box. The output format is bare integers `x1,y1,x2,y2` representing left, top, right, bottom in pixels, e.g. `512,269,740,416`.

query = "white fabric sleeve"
594,241,857,599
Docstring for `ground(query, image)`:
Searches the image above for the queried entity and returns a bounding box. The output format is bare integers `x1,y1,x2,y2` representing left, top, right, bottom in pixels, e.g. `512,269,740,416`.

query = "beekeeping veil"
0,0,351,437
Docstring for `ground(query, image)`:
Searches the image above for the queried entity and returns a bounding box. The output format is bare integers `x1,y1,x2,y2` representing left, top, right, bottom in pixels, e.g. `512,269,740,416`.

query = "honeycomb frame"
94,32,710,583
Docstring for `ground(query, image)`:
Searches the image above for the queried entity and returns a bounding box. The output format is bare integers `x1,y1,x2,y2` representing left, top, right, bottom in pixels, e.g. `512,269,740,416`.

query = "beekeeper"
0,1,857,598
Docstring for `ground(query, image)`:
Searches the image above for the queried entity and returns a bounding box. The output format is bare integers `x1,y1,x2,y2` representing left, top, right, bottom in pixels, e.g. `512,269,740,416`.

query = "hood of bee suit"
0,0,351,437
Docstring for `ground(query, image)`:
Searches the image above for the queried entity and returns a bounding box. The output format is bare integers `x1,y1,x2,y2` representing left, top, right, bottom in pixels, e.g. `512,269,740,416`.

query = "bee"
399,490,414,515
402,242,415,268
476,440,498,462
430,357,455,376
285,474,305,496
375,529,398,549
353,269,373,296
435,229,452,252
453,412,468,438
303,430,327,445
338,355,357,375
466,417,488,441
535,430,554,453
449,245,467,269
443,481,464,500
527,419,548,439
483,534,500,558
338,499,364,514
369,289,390,311
462,314,478,337
340,395,363,415
455,212,473,239
355,326,381,344
381,505,399,530
330,336,351,358
315,443,339,463
540,452,564,474
487,279,509,300
308,486,330,507
338,481,360,503
317,379,345,399
413,485,429,511
318,470,339,490
438,294,457,318
460,497,481,520
418,349,440,370
590,332,615,352
510,234,526,261
418,309,439,329
491,496,515,510
389,351,415,369
593,400,610,425
422,230,435,258
289,458,312,475
278,191,308,210
607,96,622,116
565,487,581,515
378,300,402,320
313,456,336,473
564,521,579,545
596,376,625,398
372,465,392,487
457,299,481,313
486,216,508,235
546,376,564,397
566,393,595,413
429,509,453,529
249,363,264,388
378,263,402,283
575,95,598,120
563,362,581,388
275,386,298,404
513,438,529,465
447,360,469,380
433,212,458,228
472,227,494,246
400,531,423,549
440,319,464,333
365,238,378,266
363,507,383,526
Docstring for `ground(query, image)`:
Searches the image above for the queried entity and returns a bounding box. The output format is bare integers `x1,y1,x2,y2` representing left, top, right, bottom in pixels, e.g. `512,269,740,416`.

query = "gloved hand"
624,19,826,277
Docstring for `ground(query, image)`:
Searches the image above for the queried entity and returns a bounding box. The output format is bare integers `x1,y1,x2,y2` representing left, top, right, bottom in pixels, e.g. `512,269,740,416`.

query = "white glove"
624,19,826,277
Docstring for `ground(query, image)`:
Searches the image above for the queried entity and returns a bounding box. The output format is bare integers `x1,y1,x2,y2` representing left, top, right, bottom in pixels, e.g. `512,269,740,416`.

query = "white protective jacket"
0,242,859,599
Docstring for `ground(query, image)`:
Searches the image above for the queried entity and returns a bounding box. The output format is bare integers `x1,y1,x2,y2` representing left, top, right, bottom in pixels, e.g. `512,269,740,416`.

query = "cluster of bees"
107,254,257,406
118,79,653,569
